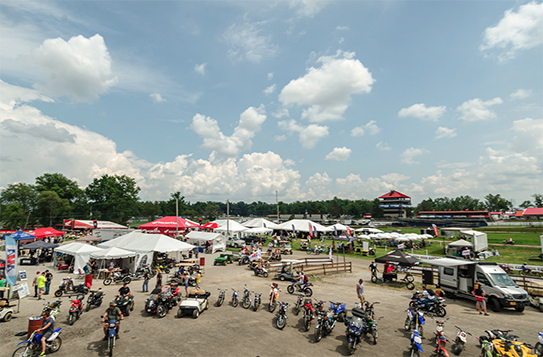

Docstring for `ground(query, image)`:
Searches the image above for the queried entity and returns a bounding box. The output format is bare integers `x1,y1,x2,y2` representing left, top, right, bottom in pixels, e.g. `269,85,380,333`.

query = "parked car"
227,237,245,248
241,235,263,244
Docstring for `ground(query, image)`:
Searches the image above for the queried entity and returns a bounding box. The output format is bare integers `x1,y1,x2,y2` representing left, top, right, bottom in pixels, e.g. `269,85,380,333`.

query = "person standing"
44,270,53,295
36,272,46,300
0,275,7,299
32,271,41,297
472,281,489,315
155,269,162,289
84,261,93,288
369,261,378,278
195,271,201,291
183,271,190,297
357,279,365,303
142,270,150,292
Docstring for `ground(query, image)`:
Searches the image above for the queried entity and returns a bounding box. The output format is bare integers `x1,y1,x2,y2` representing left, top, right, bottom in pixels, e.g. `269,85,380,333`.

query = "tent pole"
227,199,230,237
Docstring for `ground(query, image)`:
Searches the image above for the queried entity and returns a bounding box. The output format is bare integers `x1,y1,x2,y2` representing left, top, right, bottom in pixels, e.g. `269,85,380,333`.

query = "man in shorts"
36,272,47,300
356,279,365,303
102,301,124,340
36,310,54,356
472,280,488,315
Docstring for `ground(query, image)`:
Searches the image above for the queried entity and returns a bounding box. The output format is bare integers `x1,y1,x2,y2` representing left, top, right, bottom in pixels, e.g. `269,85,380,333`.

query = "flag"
292,224,296,235
263,222,267,228
432,224,439,237
347,227,352,236
334,226,338,236
308,223,314,238
6,233,18,286
249,249,261,261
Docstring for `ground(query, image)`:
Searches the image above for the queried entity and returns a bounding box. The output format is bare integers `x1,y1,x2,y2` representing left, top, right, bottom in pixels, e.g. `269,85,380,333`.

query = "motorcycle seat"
352,307,366,318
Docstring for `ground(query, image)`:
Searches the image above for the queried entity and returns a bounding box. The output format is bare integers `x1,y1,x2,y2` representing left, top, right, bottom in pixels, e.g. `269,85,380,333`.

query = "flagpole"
227,199,230,237
176,197,179,238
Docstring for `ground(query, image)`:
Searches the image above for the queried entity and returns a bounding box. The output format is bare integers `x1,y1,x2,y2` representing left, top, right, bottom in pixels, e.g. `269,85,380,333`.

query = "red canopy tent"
28,227,66,239
203,222,220,229
138,216,202,236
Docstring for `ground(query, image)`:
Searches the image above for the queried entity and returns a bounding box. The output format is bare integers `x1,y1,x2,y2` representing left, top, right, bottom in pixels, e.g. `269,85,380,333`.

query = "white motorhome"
421,257,529,312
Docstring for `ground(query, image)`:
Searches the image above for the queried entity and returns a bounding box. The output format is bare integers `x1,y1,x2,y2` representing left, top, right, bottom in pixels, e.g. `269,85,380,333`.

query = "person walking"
32,271,41,298
357,279,365,303
155,269,162,289
142,270,150,292
472,280,489,315
183,271,190,297
36,272,46,300
84,260,93,288
195,271,201,291
44,270,53,295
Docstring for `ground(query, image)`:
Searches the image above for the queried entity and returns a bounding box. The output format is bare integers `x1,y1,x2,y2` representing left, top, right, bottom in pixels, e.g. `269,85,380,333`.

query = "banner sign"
6,234,18,286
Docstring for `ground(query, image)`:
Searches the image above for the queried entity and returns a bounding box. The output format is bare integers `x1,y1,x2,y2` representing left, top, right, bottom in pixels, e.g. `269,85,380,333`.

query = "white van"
422,258,529,312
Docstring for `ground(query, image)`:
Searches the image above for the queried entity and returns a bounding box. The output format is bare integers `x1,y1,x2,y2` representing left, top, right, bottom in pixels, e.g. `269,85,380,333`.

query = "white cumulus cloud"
457,97,503,122
400,147,428,165
279,51,375,122
481,1,543,61
150,92,166,103
290,0,332,17
376,141,391,151
267,73,274,80
191,105,267,159
510,88,532,100
194,63,207,75
325,147,351,161
398,103,446,121
277,119,329,149
263,84,276,95
435,127,457,139
222,22,278,63
31,34,118,101
351,120,381,137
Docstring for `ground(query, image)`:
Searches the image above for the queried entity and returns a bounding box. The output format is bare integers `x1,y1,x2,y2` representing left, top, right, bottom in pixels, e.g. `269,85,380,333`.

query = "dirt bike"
276,301,288,330
231,288,239,308
216,289,226,307
451,325,472,356
103,272,131,286
409,329,424,357
303,299,319,332
287,281,313,297
269,283,280,312
241,286,252,309
432,318,450,357
252,292,261,312
12,327,63,357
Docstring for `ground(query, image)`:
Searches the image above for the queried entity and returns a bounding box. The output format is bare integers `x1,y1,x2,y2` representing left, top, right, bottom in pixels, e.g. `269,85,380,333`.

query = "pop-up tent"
63,219,128,230
212,220,248,234
138,216,201,236
375,249,419,266
275,219,330,233
185,231,226,254
21,240,59,250
243,218,280,229
28,227,65,239
244,227,273,235
90,246,137,271
54,242,104,273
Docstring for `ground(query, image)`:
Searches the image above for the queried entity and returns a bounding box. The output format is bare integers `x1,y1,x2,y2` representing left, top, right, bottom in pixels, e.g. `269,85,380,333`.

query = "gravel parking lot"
1,251,541,357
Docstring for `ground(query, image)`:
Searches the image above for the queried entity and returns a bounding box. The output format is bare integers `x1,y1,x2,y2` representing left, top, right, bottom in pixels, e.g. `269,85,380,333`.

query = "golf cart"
526,281,543,312
274,260,302,281
0,298,14,322
214,254,234,266
177,289,210,318
299,240,309,251
280,244,293,255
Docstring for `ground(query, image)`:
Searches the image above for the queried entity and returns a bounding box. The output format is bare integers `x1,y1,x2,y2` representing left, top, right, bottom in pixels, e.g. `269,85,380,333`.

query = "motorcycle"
409,329,424,357
306,245,325,255
54,277,89,297
42,300,62,320
105,319,118,357
535,332,543,357
103,272,131,286
231,288,239,308
156,285,178,318
345,307,366,355
314,302,327,342
432,318,450,357
115,294,134,317
317,301,345,340
238,253,250,265
269,283,280,312
286,281,313,297
68,294,84,325
276,301,289,330
86,288,105,312
293,293,304,316
500,264,514,275
145,288,161,315
405,308,426,337
216,289,226,307
154,264,171,274
12,327,62,357
303,299,318,332
241,286,252,309
254,265,269,278
252,292,262,312
451,325,472,356
364,301,379,321
410,291,447,317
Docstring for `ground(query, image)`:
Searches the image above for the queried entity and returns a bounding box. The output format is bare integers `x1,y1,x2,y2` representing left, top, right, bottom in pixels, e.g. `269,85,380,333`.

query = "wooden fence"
266,257,351,276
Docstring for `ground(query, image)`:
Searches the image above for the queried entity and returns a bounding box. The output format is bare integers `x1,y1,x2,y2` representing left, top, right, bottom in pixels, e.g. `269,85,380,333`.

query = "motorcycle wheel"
287,285,294,294
315,326,323,342
157,305,167,318
54,290,63,298
435,306,446,317
405,274,415,283
276,315,286,330
68,314,75,325
252,301,258,311
371,275,377,283
242,298,250,309
404,317,411,331
338,311,346,323
12,346,32,357
122,277,131,285
306,251,312,255
534,342,542,357
372,329,378,345
411,349,420,357
409,301,417,308
269,299,276,312
452,341,463,356
86,301,91,312
109,337,114,357
103,278,112,286
304,287,313,297
418,325,424,337
406,282,415,290
293,306,299,316
349,341,356,355
304,316,311,331
48,336,62,353
232,297,238,308
217,295,224,307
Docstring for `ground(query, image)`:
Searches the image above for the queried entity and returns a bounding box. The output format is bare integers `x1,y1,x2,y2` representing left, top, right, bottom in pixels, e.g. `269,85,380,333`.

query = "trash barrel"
28,316,43,339
422,269,434,286
199,257,205,267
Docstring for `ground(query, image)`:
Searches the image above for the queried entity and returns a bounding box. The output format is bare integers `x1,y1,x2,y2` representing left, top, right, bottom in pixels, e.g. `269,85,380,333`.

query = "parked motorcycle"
231,288,239,308
103,272,131,286
254,266,269,278
86,288,105,312
12,327,62,357
276,301,289,330
479,329,519,344
54,277,89,297
409,329,424,357
432,318,450,357
156,286,178,318
405,308,426,337
286,281,313,297
241,286,252,309
293,294,304,316
269,283,280,312
364,301,379,321
68,294,84,325
409,291,447,317
345,307,366,355
316,301,345,341
115,294,134,317
451,325,472,356
216,289,226,307
252,292,262,312
535,332,543,357
314,302,327,342
42,300,62,320
145,288,161,315
303,299,317,332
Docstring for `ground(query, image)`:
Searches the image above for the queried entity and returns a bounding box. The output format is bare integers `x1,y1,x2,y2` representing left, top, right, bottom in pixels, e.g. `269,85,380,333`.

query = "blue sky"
1,0,542,205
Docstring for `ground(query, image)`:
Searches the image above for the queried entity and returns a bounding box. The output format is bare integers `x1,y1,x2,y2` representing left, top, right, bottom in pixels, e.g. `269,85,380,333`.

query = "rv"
422,257,529,312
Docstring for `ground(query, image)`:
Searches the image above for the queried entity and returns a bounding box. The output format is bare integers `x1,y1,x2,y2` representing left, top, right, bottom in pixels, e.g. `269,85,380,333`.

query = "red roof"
489,212,501,215
378,190,410,199
514,211,524,217
28,227,65,238
523,207,543,216
138,216,201,230
419,210,489,214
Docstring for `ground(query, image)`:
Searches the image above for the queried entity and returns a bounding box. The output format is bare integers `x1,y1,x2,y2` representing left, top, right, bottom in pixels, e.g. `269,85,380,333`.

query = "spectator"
0,275,6,299
44,270,53,295
183,272,190,297
472,281,488,316
195,271,201,291
155,269,163,289
32,271,41,298
36,272,46,300
84,260,93,288
357,279,365,303
142,270,150,292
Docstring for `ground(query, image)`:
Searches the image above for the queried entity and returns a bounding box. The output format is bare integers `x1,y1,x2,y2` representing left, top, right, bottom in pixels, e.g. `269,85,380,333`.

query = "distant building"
378,190,411,218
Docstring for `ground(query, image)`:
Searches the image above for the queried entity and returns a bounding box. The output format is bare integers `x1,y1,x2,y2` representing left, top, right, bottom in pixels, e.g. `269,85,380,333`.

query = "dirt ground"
1,251,542,357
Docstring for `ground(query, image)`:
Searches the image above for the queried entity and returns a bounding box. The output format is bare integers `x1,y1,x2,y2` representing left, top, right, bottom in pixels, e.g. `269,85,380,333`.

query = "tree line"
1,173,541,229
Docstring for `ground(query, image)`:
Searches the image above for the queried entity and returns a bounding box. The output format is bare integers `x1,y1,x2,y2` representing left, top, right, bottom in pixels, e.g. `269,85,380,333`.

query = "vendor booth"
185,231,226,254
90,247,136,277
138,216,201,236
54,242,104,274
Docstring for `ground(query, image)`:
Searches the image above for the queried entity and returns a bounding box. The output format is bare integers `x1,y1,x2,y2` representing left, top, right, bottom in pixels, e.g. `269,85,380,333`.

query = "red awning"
138,216,202,234
203,222,220,229
28,227,66,238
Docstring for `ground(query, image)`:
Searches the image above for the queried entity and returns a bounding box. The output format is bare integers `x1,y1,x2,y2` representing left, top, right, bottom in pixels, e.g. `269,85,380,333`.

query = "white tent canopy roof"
243,218,280,229
212,220,249,233
55,242,103,255
98,231,144,249
275,219,330,233
355,227,384,233
99,231,194,252
446,239,473,248
185,231,223,241
244,227,273,235
90,246,136,259
327,223,350,231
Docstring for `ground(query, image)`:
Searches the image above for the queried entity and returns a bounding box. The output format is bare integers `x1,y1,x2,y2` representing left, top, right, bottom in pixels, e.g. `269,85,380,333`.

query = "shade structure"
275,219,330,233
203,222,220,229
327,223,350,232
212,220,248,233
242,218,280,229
100,232,195,253
138,216,201,235
75,235,103,243
185,231,226,253
375,249,418,266
446,239,473,248
63,219,128,230
355,227,384,233
20,240,59,249
54,242,104,273
28,227,65,239
7,230,35,241
90,246,136,259
244,227,273,235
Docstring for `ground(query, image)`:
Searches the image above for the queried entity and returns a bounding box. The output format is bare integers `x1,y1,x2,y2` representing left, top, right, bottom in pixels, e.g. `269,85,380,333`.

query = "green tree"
0,183,38,228
203,202,220,220
484,194,512,212
85,174,141,223
520,200,534,209
37,191,70,226
533,194,543,208
35,173,83,201
141,201,162,220
1,202,27,228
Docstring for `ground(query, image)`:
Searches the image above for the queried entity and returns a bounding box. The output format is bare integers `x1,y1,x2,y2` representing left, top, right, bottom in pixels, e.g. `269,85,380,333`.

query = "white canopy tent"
355,227,384,233
244,227,273,235
326,223,350,232
275,219,330,233
213,220,249,234
185,231,226,254
90,246,137,271
243,218,280,229
54,242,104,274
